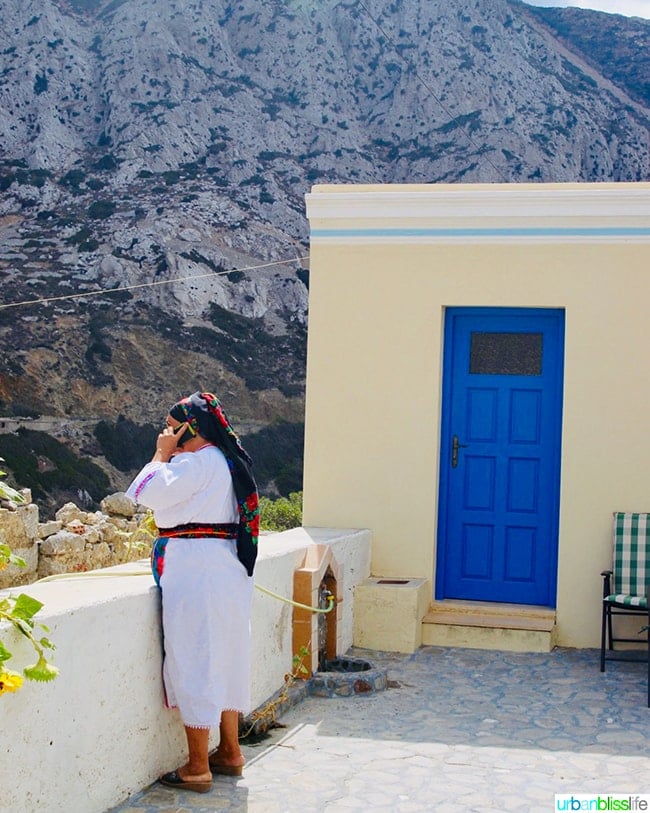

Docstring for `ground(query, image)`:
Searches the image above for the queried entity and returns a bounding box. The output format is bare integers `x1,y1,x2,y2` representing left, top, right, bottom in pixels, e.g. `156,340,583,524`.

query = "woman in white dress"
127,391,259,794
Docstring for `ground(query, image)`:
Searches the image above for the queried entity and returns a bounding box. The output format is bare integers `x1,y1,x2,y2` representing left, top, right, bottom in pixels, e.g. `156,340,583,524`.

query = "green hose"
35,569,335,613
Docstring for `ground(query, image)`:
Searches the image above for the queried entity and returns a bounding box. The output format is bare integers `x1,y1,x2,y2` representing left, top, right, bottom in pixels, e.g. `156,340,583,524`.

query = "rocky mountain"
525,3,650,108
0,0,648,506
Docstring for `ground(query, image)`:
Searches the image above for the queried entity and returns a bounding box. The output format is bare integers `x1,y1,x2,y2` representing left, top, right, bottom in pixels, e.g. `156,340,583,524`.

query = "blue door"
436,308,564,606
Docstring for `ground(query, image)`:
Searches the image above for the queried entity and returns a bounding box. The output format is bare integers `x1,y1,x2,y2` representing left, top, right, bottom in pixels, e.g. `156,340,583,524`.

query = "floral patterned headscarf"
169,391,259,576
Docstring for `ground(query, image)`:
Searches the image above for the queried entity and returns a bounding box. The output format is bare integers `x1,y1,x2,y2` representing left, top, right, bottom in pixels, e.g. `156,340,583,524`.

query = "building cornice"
305,183,650,244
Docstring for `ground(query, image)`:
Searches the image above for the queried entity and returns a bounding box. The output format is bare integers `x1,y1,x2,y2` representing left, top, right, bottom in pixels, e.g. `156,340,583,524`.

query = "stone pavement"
109,646,649,813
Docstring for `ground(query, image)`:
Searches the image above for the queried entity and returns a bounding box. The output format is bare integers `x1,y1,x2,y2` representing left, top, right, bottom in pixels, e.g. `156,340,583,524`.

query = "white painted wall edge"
305,182,650,222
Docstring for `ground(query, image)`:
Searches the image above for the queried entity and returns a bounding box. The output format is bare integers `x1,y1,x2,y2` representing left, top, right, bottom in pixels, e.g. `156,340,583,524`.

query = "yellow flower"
23,654,59,682
0,670,24,694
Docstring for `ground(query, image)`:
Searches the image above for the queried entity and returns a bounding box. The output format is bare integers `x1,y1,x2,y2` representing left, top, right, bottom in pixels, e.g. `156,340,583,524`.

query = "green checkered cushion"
604,512,650,608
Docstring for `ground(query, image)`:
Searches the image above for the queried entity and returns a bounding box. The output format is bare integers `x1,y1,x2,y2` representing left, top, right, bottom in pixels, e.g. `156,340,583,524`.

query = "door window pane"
470,332,542,376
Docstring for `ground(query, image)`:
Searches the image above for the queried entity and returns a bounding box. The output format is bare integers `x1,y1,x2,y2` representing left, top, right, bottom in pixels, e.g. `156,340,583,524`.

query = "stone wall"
0,491,151,589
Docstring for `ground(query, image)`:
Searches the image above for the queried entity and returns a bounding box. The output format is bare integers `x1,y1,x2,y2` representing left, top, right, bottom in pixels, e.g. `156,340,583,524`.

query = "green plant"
259,492,302,532
0,589,58,694
113,510,157,563
0,458,25,504
0,464,58,695
241,645,310,738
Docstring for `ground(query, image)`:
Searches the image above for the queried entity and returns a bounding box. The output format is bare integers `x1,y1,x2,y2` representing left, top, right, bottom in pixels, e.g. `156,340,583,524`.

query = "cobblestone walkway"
109,646,650,813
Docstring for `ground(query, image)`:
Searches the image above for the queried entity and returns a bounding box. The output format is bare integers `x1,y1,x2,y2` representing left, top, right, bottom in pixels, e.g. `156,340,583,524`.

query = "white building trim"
306,183,650,244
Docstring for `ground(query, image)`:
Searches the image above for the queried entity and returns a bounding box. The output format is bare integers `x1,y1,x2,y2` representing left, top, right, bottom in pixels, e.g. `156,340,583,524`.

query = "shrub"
259,492,302,531
66,227,93,245
243,421,304,496
0,429,110,511
94,417,157,472
94,154,118,171
34,73,48,94
296,268,309,288
60,169,86,189
87,199,116,219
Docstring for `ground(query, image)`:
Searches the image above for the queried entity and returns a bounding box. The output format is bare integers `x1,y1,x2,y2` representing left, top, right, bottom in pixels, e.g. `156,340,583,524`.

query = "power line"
2,2,510,316
355,0,510,183
0,255,310,311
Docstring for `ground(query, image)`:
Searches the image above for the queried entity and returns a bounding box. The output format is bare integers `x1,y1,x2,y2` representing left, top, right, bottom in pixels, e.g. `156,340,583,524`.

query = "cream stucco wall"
302,182,650,649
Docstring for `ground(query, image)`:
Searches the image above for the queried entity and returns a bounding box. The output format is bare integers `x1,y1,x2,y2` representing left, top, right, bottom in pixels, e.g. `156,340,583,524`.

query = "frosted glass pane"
470,332,542,376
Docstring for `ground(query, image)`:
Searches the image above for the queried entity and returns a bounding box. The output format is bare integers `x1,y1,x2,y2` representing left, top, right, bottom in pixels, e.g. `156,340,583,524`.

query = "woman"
126,391,259,794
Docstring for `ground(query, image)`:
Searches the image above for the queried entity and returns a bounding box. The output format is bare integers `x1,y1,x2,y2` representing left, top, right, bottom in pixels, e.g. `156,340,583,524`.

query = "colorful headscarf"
169,391,259,576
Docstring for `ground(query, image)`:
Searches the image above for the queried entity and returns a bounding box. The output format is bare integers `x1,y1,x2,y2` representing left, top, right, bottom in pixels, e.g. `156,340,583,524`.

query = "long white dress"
126,445,253,729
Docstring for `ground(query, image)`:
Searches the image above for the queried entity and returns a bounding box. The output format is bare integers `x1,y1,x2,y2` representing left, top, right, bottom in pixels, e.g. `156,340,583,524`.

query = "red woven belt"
158,522,239,539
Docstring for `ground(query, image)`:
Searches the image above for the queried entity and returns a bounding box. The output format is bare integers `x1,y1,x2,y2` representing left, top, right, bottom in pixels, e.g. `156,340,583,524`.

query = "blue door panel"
510,390,541,443
504,525,536,581
507,458,539,512
467,388,497,439
461,525,493,579
437,307,564,607
465,456,495,509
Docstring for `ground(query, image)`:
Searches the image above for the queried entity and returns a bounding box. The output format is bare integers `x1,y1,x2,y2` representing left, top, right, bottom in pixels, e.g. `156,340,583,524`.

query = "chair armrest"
601,570,612,597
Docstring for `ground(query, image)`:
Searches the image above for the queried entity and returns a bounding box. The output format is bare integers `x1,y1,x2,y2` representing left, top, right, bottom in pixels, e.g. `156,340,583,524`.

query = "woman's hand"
152,423,188,463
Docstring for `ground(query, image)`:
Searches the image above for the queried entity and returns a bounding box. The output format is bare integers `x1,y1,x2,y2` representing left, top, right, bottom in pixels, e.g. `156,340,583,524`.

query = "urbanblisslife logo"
555,797,650,811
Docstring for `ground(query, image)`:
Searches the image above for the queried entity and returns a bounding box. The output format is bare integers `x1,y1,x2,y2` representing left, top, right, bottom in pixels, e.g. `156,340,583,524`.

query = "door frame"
435,306,565,606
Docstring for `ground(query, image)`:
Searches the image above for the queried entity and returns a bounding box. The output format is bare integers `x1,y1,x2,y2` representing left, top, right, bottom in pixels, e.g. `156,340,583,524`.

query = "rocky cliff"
0,0,648,502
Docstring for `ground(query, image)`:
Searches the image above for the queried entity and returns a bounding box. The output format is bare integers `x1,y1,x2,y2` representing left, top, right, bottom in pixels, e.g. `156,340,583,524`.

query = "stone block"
39,530,86,556
96,519,120,545
353,577,430,654
38,520,63,539
20,503,40,542
0,545,38,589
86,541,113,570
83,511,104,526
55,502,87,525
37,555,82,578
0,503,40,549
101,492,136,518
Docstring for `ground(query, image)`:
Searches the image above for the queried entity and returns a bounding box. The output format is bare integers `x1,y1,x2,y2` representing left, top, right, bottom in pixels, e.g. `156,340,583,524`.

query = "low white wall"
1,527,371,813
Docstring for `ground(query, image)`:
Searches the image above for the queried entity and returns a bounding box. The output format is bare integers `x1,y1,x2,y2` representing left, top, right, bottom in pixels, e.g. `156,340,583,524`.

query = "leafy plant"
0,591,58,694
114,510,157,563
241,645,310,739
259,492,302,531
0,464,58,695
0,458,26,505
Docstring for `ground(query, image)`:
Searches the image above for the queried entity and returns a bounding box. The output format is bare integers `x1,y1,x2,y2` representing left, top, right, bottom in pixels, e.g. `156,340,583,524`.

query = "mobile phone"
173,422,196,447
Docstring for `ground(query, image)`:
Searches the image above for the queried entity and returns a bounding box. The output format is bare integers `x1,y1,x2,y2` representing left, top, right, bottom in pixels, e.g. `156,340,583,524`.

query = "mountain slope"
523,2,650,108
0,0,648,500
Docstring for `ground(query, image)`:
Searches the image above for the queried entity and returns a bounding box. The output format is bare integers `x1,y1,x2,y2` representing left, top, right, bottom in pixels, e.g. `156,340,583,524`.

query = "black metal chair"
600,512,650,706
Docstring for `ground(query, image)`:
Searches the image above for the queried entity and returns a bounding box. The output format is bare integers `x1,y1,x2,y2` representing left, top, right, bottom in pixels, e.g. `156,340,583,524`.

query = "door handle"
451,435,468,468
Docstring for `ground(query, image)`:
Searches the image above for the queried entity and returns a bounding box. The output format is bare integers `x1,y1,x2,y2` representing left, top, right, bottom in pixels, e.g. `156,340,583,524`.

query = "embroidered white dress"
126,445,253,729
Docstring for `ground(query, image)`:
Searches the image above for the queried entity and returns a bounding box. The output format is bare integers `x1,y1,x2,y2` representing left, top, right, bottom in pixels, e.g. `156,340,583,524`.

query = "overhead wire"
0,255,310,311
1,1,509,313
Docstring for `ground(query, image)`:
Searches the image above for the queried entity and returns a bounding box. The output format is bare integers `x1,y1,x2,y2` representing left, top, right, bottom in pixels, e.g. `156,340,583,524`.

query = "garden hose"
35,570,336,613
